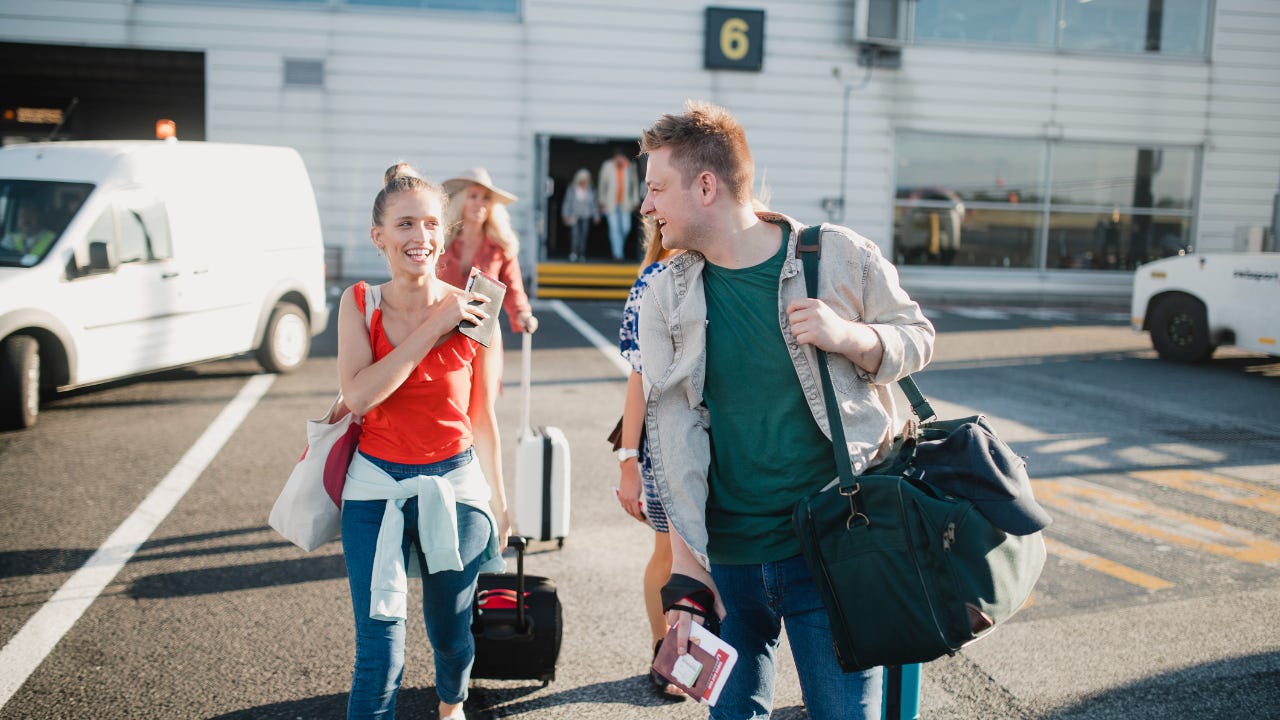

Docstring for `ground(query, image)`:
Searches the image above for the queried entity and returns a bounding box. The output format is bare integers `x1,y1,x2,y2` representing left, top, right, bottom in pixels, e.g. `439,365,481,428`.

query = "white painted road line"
0,373,276,708
544,299,631,377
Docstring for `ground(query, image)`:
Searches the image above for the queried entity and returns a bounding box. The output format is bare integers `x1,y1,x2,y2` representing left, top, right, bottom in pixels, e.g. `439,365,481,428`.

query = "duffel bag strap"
796,225,937,491
797,224,859,493
897,376,936,423
797,224,937,425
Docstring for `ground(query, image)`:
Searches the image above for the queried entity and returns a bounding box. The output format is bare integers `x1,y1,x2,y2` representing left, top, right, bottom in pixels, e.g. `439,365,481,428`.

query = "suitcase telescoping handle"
510,535,527,632
520,331,533,436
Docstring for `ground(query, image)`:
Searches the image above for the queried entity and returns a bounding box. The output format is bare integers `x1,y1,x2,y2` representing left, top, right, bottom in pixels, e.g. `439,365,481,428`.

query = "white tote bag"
269,396,356,551
268,284,379,551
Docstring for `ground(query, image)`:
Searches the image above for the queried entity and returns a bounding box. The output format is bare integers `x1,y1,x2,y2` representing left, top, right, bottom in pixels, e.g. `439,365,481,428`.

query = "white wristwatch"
616,448,640,462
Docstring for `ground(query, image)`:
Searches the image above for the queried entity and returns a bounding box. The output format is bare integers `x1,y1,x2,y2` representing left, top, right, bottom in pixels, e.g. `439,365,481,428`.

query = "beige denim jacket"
638,212,936,570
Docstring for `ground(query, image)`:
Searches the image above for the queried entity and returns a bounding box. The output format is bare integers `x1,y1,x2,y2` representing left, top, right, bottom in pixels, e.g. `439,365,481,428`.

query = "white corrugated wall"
2,0,1277,283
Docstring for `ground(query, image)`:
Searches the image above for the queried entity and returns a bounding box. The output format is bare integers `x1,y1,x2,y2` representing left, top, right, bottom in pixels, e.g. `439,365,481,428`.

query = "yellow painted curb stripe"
534,287,630,300
1129,469,1280,516
1034,477,1280,568
536,262,640,277
536,275,635,287
1042,537,1174,590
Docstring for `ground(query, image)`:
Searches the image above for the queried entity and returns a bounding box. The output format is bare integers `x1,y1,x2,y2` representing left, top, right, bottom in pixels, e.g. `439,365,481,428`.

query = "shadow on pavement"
1046,650,1280,719
128,554,346,599
208,686,494,720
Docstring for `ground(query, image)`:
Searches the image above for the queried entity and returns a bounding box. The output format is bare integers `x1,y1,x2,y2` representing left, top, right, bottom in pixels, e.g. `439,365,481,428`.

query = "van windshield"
0,180,94,267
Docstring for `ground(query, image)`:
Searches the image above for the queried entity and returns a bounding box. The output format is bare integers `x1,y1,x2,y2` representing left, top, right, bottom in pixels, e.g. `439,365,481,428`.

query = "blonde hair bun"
384,161,422,186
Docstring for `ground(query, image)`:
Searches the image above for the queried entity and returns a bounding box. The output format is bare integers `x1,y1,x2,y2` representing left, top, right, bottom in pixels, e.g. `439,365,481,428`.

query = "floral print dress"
619,260,670,532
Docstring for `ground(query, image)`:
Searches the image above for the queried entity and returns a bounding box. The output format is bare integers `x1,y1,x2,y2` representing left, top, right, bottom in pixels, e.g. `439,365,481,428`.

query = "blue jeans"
709,554,883,720
568,215,591,259
605,205,631,259
342,448,489,719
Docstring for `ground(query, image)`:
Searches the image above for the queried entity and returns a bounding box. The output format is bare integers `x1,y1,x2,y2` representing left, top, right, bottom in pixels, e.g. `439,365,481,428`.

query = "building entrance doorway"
542,136,645,262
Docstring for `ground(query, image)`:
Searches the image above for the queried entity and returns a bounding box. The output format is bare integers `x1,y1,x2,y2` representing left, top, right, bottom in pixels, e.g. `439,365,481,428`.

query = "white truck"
1131,252,1279,362
0,140,331,429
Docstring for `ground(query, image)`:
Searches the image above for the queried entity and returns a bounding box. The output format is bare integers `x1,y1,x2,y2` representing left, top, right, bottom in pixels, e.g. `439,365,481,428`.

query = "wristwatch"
616,448,640,463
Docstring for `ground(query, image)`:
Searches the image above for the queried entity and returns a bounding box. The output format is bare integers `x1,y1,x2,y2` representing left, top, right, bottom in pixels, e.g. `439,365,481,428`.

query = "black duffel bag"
790,224,1049,673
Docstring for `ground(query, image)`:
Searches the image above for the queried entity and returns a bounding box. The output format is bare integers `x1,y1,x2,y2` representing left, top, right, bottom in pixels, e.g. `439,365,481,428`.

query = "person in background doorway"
637,101,935,720
560,167,598,262
615,216,683,699
336,162,511,720
597,148,641,261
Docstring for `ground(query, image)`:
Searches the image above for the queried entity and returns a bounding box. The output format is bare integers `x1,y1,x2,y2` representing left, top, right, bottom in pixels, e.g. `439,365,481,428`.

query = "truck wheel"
0,335,40,430
256,302,310,373
1150,294,1213,363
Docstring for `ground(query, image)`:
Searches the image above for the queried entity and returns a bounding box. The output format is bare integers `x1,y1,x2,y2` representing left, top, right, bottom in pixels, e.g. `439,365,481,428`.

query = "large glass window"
893,133,1197,271
345,0,517,10
1050,144,1195,209
910,0,1209,56
144,0,518,13
1061,0,1210,56
913,0,1056,48
895,135,1046,268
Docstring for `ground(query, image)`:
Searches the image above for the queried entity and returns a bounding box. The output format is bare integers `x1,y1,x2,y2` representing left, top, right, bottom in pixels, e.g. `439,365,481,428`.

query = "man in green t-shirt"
637,101,935,720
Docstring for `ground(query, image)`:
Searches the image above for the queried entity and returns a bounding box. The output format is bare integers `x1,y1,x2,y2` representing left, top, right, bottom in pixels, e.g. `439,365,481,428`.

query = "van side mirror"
87,241,115,273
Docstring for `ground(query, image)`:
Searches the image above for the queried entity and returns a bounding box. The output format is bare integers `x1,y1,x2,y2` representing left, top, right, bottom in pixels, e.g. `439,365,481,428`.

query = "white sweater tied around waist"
343,451,505,621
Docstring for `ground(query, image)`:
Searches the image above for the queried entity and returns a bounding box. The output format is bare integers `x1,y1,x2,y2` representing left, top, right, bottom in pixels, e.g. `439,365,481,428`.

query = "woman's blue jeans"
341,449,489,719
709,554,883,720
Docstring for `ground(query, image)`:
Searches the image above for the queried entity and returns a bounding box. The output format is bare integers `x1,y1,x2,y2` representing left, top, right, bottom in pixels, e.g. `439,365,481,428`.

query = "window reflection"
893,132,1196,271
895,205,1043,269
1048,211,1190,269
913,0,1056,47
1061,0,1209,55
911,0,1208,56
1051,145,1194,208
896,134,1043,204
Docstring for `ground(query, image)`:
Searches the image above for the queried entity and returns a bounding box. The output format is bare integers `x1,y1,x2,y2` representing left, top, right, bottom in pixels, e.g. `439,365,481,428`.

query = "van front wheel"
0,335,40,430
1149,294,1213,363
257,302,310,374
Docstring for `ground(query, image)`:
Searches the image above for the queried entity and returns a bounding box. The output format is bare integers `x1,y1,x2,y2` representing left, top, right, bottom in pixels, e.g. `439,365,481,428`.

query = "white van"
1131,252,1279,361
0,140,331,429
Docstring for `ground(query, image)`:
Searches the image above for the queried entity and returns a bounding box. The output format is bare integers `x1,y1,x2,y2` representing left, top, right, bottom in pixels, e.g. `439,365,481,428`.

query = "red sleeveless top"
354,281,479,464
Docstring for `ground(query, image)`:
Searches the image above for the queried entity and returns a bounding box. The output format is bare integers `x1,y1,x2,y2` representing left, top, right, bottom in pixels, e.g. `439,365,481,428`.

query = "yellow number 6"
720,17,749,61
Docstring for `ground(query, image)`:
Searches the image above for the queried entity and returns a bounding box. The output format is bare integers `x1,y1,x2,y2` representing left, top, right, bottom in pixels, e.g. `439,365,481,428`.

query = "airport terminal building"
3,0,1277,303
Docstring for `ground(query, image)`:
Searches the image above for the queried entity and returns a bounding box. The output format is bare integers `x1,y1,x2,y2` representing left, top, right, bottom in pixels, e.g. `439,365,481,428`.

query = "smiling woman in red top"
335,162,509,720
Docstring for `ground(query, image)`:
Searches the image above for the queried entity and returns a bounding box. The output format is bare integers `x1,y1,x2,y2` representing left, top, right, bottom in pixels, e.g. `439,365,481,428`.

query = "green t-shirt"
702,228,836,564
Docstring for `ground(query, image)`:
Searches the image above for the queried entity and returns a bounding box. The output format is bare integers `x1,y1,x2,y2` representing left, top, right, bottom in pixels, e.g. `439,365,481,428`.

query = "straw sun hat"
442,167,518,205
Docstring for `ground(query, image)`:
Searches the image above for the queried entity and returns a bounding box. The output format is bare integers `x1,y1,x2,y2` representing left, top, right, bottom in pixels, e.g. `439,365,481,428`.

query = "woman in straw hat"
439,167,538,337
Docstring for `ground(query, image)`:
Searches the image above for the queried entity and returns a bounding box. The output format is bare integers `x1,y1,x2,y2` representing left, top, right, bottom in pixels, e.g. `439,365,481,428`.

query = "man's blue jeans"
605,205,631,260
709,554,883,720
341,449,489,719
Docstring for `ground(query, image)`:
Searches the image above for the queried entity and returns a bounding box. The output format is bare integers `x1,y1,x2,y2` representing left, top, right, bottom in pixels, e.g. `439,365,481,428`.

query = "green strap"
795,224,935,488
896,375,935,423
797,224,857,488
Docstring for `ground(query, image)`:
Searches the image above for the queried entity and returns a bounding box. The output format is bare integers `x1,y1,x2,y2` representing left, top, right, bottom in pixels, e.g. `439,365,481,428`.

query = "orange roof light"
155,119,176,140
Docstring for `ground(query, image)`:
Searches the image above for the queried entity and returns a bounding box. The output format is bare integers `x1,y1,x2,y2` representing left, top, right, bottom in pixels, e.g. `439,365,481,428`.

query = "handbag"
789,224,1049,672
268,283,378,551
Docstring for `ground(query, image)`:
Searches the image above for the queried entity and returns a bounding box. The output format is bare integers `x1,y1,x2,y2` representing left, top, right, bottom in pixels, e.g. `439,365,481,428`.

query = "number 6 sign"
704,7,765,71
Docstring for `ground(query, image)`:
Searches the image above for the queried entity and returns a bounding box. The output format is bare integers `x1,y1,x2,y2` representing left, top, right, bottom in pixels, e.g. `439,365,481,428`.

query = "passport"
456,267,507,348
650,622,737,706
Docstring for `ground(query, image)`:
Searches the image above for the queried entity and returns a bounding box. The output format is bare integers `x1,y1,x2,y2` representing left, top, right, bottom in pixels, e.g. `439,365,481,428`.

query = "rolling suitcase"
470,536,563,685
514,331,571,545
